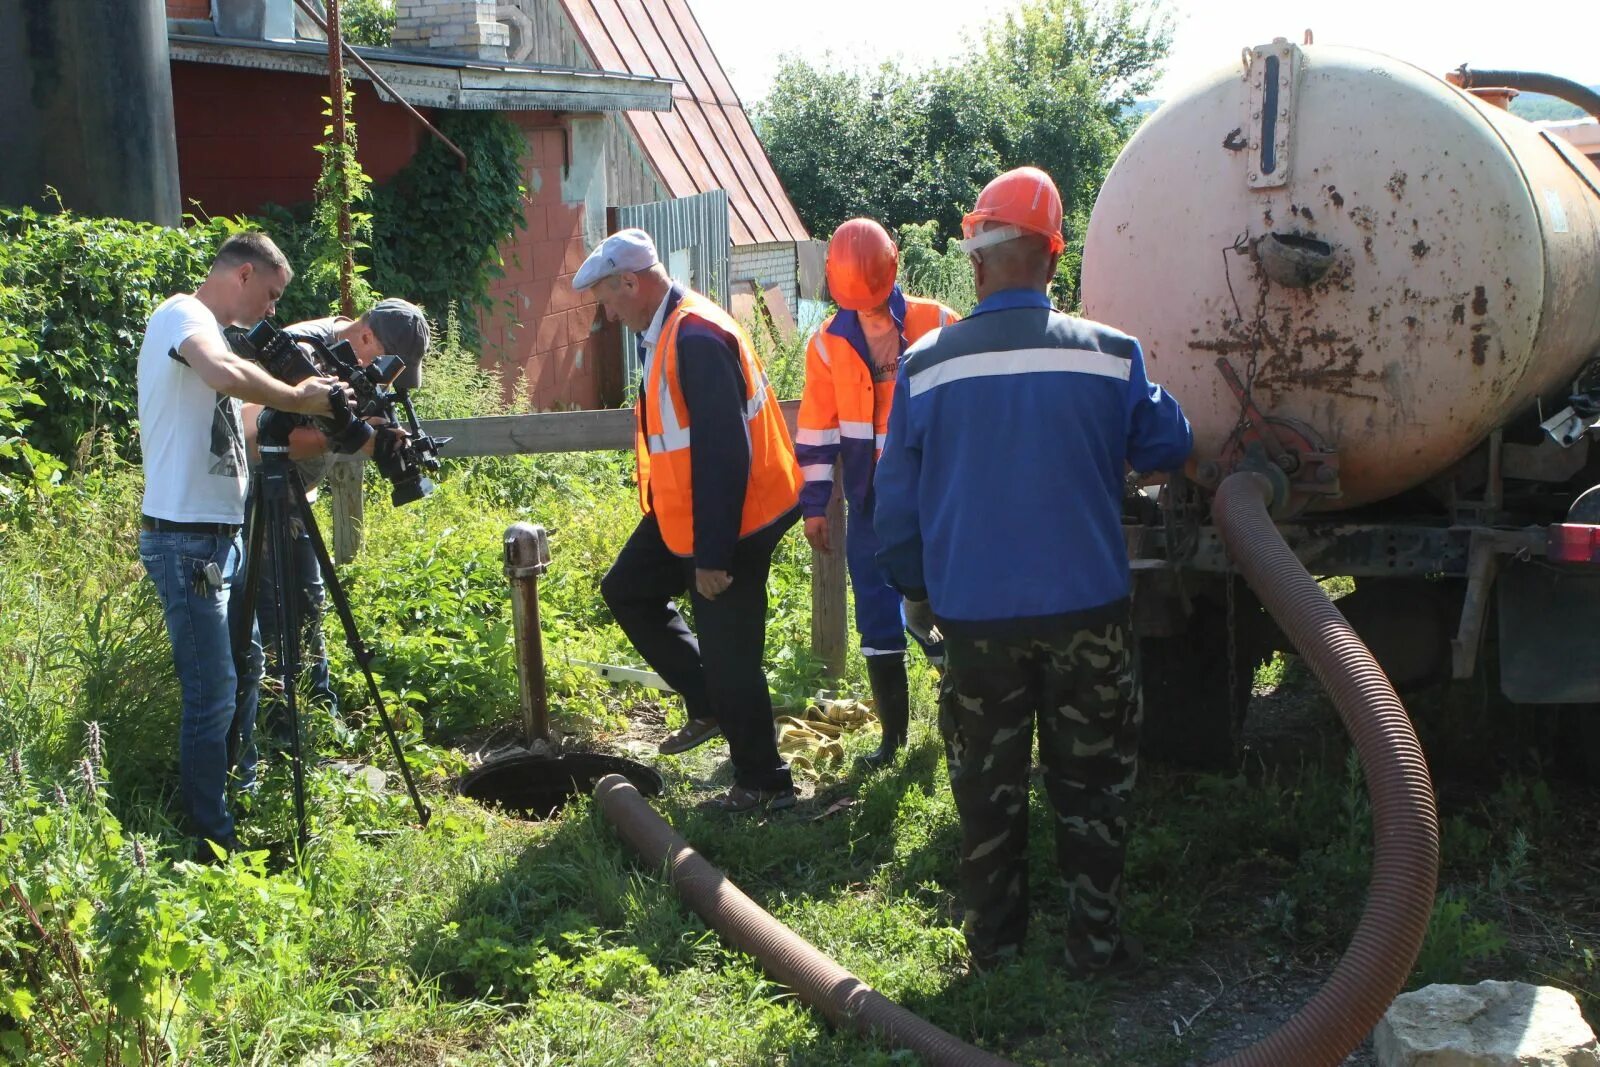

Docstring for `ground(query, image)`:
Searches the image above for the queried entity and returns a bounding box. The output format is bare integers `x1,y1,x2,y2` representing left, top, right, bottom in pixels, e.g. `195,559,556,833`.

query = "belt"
140,515,242,537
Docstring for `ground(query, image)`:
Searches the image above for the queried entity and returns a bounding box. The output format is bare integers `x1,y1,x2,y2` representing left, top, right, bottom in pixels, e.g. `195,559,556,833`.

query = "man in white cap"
577,229,804,813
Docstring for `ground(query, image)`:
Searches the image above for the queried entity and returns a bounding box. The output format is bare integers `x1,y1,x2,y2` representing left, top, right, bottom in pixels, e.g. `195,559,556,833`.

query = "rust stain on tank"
1387,171,1408,197
1472,286,1488,316
1451,303,1465,324
1411,240,1430,258
1327,185,1345,208
1470,334,1489,365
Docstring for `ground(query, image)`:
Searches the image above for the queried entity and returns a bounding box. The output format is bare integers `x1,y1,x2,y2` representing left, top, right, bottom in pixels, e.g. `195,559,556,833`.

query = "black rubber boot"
858,654,910,768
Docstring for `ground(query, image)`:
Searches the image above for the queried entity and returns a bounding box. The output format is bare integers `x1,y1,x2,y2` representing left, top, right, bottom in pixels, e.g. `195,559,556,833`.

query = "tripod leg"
292,479,432,828
264,474,310,850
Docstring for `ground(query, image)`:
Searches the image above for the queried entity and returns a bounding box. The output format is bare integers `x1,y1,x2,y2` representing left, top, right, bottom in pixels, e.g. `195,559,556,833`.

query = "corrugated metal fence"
615,188,730,380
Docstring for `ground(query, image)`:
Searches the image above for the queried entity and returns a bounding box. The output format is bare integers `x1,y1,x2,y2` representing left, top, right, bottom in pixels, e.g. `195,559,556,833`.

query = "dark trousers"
601,510,797,792
939,617,1141,967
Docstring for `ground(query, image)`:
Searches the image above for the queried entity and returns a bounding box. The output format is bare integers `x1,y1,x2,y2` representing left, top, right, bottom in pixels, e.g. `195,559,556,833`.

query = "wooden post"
325,0,364,562
810,462,848,682
328,462,363,565
327,0,354,320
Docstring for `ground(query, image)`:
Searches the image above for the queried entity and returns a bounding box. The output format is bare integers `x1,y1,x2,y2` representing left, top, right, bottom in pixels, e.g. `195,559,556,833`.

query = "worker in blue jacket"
873,167,1193,975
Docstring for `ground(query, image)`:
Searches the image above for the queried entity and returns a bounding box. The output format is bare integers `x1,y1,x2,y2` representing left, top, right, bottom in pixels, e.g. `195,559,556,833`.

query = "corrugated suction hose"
594,470,1438,1066
592,774,1011,1067
1211,471,1439,1066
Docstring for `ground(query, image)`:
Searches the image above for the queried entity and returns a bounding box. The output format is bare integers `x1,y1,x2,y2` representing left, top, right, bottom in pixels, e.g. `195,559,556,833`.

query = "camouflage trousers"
938,617,1142,969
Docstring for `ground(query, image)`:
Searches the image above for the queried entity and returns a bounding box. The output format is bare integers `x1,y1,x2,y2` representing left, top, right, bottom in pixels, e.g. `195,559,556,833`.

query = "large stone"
1375,981,1600,1067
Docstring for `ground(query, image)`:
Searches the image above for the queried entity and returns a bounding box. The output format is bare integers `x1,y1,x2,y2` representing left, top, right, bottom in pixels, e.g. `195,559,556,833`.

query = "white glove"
902,598,943,645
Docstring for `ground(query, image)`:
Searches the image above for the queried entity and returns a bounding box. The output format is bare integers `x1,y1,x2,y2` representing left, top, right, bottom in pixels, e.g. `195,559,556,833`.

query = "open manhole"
458,751,664,819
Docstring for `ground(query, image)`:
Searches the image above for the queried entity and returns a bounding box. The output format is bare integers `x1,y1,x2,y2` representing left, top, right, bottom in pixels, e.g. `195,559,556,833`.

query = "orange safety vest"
794,292,959,513
634,289,802,557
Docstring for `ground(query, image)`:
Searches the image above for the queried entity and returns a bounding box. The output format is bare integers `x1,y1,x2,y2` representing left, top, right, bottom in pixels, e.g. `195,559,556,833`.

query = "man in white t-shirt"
136,232,351,857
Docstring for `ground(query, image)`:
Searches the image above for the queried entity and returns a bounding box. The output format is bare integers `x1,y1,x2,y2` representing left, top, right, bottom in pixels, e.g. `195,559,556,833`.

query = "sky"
687,0,1597,106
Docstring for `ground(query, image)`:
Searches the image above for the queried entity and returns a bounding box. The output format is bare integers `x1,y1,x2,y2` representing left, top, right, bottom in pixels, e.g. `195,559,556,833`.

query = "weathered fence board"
420,399,802,457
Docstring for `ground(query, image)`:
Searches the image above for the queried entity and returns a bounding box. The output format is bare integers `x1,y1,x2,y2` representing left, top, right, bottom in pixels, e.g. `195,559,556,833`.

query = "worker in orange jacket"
578,228,804,814
796,219,961,767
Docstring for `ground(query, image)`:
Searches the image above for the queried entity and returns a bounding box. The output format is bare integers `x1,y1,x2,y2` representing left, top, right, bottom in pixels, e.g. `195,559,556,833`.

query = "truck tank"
1082,40,1600,511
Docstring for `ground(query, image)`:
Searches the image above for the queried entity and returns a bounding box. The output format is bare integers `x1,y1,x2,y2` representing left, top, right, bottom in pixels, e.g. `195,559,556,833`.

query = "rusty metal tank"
1082,40,1600,511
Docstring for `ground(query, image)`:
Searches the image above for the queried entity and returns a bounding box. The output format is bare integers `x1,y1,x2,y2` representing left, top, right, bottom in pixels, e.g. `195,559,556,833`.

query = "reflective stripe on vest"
634,290,801,556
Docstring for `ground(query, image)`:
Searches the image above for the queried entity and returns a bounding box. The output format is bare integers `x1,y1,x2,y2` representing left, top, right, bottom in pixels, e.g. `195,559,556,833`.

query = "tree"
755,0,1172,304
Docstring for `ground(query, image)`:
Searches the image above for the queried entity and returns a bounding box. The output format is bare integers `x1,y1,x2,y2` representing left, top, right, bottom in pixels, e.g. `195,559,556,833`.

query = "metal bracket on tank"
1193,358,1341,517
1245,39,1301,189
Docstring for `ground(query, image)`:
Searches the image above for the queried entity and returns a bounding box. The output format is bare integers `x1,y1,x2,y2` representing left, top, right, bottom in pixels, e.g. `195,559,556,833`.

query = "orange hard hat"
826,218,898,311
960,166,1065,255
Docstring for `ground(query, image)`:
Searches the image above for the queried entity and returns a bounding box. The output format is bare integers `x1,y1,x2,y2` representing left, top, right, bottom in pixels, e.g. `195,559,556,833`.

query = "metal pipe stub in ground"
504,521,553,746
457,523,663,820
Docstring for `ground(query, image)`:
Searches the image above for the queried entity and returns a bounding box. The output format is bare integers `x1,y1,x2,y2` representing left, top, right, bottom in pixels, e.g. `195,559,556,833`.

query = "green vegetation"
339,0,397,48
757,0,1172,307
4,334,1595,1061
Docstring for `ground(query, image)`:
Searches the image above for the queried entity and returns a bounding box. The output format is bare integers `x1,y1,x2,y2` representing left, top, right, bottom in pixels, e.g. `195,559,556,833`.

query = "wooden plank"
810,465,848,681
762,283,797,340
422,399,802,457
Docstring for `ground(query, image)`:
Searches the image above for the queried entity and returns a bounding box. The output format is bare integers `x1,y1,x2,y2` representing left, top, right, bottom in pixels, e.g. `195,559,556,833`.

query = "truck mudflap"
1496,560,1600,703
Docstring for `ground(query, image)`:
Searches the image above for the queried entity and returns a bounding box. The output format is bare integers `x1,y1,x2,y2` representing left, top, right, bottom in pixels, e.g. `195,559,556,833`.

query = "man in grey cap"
243,297,431,731
579,228,804,814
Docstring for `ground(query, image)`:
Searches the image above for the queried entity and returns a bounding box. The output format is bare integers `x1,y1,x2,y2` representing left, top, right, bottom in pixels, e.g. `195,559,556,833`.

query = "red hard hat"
960,166,1065,255
826,218,898,311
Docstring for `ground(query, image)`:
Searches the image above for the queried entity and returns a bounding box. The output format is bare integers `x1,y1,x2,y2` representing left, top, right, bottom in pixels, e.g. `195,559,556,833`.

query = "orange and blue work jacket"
795,287,960,516
635,286,802,563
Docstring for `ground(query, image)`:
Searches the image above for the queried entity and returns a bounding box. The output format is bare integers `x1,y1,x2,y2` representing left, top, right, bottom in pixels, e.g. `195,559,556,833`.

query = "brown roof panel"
641,2,786,242
670,3,809,238
557,0,808,245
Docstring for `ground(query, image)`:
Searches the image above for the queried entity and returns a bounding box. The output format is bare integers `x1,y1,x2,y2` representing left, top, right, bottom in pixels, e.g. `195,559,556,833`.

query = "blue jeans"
846,493,945,665
255,514,339,740
138,529,264,845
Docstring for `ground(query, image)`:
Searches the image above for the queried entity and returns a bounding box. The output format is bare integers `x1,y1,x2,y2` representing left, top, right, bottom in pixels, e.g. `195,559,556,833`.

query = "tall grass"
4,326,1596,1063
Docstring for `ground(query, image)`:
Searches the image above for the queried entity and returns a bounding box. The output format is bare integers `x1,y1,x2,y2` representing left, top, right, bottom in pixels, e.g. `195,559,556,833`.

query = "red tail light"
1547,524,1600,565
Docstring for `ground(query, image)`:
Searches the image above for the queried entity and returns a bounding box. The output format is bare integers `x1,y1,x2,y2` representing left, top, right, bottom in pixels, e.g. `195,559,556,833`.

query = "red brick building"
164,0,810,409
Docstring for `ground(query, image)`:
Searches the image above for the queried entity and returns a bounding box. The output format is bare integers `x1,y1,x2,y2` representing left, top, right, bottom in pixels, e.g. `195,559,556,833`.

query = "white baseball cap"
573,228,660,290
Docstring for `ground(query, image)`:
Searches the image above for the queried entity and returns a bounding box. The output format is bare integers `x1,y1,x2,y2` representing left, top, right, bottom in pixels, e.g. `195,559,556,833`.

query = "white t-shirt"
137,294,250,523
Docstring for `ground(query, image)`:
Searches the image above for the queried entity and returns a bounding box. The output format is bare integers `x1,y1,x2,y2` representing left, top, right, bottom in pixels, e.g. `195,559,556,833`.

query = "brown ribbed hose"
595,470,1438,1066
593,774,1012,1067
1211,471,1440,1067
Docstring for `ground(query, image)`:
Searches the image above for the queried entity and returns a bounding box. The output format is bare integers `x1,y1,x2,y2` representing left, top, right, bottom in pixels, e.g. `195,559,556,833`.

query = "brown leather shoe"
658,718,722,755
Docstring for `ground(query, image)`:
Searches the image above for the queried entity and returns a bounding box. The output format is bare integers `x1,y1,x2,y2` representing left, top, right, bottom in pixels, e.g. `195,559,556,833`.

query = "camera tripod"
229,425,431,849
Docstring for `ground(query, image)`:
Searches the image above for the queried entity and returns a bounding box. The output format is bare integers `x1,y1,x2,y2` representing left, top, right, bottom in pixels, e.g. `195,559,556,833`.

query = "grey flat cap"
573,228,659,290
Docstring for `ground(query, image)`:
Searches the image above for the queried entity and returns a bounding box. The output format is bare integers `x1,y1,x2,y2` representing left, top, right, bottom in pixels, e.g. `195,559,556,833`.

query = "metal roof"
167,33,676,113
557,0,809,245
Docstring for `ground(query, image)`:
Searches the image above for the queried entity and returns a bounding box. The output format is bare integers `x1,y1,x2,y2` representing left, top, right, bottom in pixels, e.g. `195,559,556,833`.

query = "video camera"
227,320,447,507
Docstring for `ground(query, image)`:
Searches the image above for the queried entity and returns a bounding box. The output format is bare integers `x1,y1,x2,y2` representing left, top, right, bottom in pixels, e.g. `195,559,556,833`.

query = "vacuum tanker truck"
1083,39,1600,769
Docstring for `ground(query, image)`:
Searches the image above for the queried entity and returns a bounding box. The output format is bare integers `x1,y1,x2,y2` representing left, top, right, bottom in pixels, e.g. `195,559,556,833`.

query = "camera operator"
136,233,353,859
243,299,430,735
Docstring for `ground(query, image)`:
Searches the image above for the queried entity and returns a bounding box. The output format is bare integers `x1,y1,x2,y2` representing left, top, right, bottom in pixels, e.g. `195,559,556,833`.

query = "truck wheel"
1139,592,1265,770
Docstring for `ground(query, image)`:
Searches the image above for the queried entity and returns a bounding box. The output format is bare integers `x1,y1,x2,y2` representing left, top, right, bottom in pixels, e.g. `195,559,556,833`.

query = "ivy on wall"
369,112,529,342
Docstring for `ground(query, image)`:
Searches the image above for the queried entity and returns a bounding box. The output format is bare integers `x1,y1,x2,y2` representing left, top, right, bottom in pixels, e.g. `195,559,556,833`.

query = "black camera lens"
390,475,433,507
